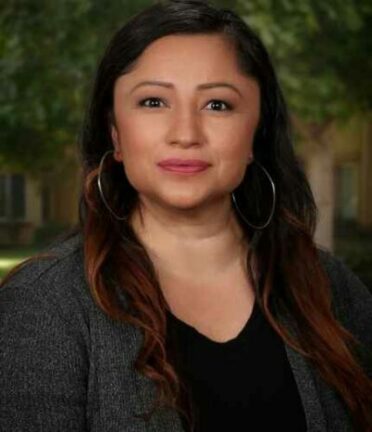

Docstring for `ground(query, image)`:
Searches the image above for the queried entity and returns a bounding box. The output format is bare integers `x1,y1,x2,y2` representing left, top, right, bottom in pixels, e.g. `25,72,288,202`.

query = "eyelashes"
137,97,233,111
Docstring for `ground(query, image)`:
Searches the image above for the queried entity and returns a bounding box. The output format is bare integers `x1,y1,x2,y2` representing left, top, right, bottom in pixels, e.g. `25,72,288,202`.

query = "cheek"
212,146,247,192
118,148,153,195
118,108,164,141
217,124,254,165
114,125,154,190
214,128,254,184
120,139,150,174
212,113,256,151
115,114,156,161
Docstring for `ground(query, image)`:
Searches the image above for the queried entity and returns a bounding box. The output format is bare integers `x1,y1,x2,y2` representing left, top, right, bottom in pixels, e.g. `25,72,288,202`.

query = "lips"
157,159,210,168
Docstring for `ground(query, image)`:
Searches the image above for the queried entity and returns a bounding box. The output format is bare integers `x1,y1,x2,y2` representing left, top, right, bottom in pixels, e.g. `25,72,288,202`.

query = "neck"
128,194,250,277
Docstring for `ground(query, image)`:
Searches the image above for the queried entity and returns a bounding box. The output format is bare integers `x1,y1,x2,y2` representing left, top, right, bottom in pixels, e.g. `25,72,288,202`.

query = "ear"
110,124,123,162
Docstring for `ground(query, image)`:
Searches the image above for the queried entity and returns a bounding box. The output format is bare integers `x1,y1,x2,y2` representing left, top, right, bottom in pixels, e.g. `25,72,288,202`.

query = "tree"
0,0,151,174
237,0,372,249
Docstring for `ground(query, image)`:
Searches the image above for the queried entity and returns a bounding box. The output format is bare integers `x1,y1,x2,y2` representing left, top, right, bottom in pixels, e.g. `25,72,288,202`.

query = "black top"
166,299,308,432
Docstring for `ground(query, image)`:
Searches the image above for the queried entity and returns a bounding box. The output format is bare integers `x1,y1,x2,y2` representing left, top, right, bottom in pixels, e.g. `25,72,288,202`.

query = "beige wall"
50,181,80,225
49,151,81,226
294,114,372,250
359,123,372,228
327,116,363,164
25,176,43,227
327,115,372,228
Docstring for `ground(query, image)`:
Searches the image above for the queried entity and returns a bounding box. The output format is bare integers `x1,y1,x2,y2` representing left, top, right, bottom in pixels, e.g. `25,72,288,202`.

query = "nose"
166,105,204,147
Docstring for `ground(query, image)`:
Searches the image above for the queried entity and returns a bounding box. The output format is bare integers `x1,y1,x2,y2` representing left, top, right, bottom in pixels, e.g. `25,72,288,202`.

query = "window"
0,174,26,221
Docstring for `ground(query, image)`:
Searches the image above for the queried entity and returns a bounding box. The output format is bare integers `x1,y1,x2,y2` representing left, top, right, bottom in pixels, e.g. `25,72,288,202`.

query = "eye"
137,97,233,111
206,99,233,111
138,97,166,108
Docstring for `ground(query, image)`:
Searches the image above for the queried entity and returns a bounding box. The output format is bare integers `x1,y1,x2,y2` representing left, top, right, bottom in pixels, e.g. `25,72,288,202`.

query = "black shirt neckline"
166,298,261,349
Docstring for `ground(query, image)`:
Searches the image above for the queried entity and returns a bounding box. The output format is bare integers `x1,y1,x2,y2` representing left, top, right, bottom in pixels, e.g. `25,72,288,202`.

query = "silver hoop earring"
97,149,128,221
231,159,276,230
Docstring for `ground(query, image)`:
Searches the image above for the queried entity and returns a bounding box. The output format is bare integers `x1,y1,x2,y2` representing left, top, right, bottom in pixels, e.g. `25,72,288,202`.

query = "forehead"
119,33,253,86
114,34,260,98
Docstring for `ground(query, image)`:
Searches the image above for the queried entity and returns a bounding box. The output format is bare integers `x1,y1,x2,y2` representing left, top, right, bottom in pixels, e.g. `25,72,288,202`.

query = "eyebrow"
129,80,242,97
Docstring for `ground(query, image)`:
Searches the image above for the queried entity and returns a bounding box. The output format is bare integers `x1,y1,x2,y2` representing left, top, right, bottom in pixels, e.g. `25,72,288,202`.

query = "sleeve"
0,282,89,431
321,250,372,377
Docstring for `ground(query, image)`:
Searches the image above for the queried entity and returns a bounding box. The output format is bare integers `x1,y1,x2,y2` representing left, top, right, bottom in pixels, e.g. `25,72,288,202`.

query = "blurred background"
1,0,371,289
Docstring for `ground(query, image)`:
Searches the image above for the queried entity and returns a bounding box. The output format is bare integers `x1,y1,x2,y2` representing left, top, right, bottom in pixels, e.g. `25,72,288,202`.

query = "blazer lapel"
284,342,327,432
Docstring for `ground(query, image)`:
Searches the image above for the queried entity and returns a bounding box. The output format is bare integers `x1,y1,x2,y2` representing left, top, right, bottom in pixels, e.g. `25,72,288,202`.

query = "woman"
1,0,371,431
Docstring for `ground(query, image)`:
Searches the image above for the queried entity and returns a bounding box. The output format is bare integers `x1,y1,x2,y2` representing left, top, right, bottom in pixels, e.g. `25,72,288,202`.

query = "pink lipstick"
157,158,210,174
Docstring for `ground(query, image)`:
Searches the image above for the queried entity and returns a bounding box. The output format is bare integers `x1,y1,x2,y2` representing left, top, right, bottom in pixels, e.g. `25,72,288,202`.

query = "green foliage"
239,0,372,122
1,0,371,171
0,0,152,173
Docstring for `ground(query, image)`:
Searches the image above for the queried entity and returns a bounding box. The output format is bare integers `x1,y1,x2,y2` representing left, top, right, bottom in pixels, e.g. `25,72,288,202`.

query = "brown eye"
138,97,166,108
206,100,232,111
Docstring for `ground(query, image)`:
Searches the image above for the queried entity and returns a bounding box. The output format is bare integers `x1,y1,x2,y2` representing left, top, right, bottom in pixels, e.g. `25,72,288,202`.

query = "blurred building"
0,151,80,246
295,115,372,251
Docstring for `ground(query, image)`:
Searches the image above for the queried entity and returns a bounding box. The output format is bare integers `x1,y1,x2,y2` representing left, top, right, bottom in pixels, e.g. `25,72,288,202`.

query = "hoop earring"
97,151,276,227
97,149,128,221
231,159,276,230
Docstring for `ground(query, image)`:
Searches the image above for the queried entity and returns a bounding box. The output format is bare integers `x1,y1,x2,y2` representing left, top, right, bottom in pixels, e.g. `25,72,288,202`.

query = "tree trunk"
359,124,372,229
306,138,335,252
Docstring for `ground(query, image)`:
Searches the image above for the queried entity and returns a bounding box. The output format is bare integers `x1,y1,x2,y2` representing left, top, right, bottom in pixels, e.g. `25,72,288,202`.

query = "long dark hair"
2,0,371,430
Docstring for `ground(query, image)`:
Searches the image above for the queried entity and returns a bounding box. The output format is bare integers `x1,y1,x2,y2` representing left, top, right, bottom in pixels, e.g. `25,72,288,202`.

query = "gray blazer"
0,233,371,431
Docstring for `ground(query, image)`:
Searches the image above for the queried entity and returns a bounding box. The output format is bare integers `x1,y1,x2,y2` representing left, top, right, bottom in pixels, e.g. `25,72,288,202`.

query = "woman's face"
111,33,260,213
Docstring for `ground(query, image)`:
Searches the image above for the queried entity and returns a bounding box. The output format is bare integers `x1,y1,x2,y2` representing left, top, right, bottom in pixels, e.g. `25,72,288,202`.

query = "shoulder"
0,230,92,336
0,231,91,428
1,230,85,291
316,246,372,351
